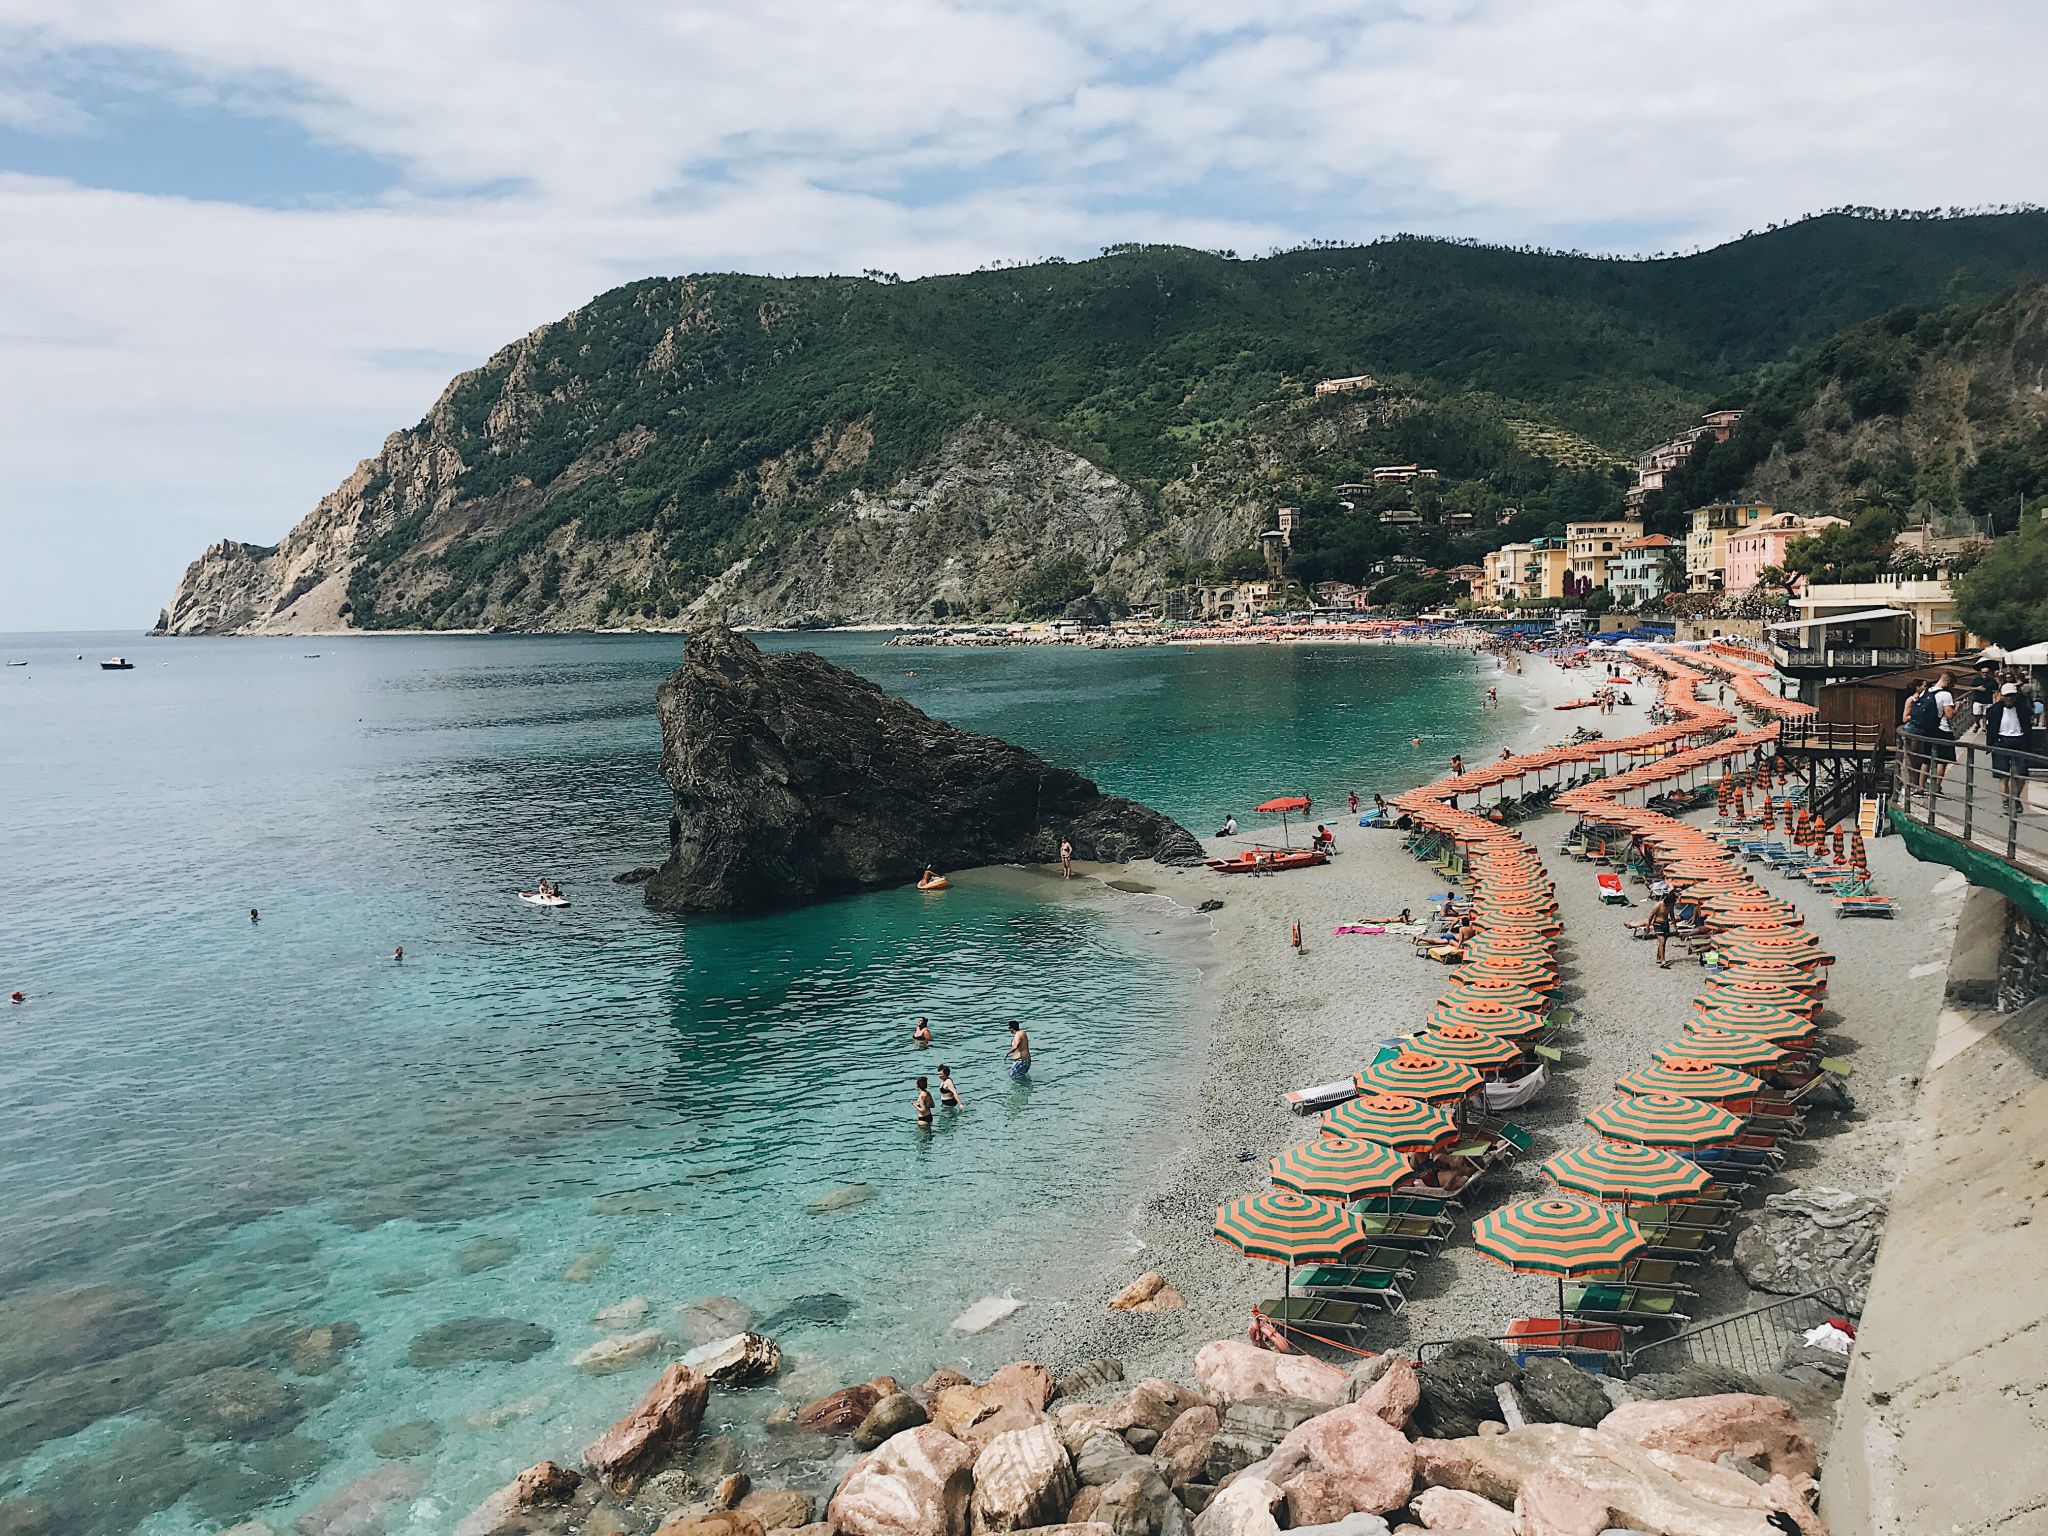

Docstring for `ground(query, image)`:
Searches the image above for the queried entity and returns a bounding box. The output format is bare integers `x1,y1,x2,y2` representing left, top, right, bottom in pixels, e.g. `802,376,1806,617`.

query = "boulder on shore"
1597,1392,1820,1481
1193,1341,1346,1407
583,1364,710,1488
644,626,1202,912
829,1424,978,1536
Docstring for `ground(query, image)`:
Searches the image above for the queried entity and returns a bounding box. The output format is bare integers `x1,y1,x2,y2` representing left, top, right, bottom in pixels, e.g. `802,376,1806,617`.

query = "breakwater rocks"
645,626,1202,912
432,1332,1828,1536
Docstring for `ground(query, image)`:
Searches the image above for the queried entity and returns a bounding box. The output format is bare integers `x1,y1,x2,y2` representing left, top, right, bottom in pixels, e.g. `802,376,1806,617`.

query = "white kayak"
518,891,570,907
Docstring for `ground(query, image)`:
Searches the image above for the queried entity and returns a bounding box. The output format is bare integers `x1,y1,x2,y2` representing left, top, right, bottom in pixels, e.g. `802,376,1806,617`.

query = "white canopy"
1999,641,2048,666
1768,607,1911,633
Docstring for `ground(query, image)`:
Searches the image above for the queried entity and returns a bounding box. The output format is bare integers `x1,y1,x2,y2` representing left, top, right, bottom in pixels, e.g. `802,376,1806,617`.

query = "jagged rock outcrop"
644,626,1201,911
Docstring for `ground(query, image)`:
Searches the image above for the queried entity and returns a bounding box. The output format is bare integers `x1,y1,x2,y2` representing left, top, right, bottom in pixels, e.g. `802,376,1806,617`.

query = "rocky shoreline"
391,1324,1831,1536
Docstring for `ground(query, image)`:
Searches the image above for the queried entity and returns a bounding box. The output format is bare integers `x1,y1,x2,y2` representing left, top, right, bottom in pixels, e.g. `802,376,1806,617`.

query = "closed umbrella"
1322,1093,1459,1150
1585,1092,1745,1148
1269,1135,1411,1200
1355,1052,1484,1103
1472,1196,1649,1318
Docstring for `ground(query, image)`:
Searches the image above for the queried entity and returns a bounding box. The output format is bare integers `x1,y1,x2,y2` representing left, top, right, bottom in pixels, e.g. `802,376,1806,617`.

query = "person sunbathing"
1405,1152,1478,1195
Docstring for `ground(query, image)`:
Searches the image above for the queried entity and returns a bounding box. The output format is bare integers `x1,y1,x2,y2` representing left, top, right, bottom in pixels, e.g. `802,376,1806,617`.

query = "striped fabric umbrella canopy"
1322,1093,1459,1150
1659,1029,1789,1069
1715,958,1827,990
1355,1052,1483,1102
1691,999,1818,1034
1472,1197,1646,1277
1214,1191,1376,1264
1414,1024,1525,1068
1441,978,1550,1014
1452,959,1555,988
1540,1140,1714,1204
1585,1092,1746,1147
1428,997,1549,1036
1269,1135,1412,1200
1698,978,1816,1012
1461,935,1556,959
1615,1057,1759,1101
1716,933,1830,962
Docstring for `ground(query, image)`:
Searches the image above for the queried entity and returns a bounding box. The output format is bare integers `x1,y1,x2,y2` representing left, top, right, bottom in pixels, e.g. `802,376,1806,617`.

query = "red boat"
1205,847,1329,874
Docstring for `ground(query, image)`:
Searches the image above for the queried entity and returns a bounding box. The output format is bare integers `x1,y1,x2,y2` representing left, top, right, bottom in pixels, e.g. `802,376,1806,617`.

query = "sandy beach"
1021,647,1967,1379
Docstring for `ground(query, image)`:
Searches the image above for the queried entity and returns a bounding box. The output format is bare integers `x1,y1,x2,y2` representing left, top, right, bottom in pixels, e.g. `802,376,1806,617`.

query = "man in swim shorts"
1006,1021,1031,1080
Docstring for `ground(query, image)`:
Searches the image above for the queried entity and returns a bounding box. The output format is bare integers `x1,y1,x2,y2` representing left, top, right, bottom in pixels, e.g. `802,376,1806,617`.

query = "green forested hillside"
161,211,2048,631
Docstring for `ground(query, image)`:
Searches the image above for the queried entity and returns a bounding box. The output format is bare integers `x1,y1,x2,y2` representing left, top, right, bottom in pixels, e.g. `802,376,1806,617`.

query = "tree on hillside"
1956,521,2048,646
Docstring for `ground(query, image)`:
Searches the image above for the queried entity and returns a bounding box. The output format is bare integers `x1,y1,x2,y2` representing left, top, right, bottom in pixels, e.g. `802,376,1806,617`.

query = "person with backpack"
1902,678,1940,792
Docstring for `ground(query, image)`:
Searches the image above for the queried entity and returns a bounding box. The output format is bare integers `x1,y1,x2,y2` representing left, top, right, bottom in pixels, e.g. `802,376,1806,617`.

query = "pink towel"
1331,924,1387,936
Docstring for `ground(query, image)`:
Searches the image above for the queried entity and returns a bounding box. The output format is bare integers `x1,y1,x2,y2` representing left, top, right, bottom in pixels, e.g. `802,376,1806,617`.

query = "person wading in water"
1006,1021,1031,1080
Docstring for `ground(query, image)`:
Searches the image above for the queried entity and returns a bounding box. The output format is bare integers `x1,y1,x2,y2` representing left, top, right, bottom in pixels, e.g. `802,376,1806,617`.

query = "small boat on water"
519,890,570,907
100,657,134,670
1205,847,1329,875
917,875,950,891
5,660,26,667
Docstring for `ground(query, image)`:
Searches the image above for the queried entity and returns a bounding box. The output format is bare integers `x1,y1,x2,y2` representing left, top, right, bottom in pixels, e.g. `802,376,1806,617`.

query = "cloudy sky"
2,0,2043,629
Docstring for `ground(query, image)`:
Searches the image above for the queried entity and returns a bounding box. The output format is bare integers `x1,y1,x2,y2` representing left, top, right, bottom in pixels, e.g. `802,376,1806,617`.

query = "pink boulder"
1514,1469,1607,1536
1407,1486,1514,1534
1270,1401,1415,1519
1350,1356,1419,1431
1597,1393,1819,1481
1192,1341,1345,1406
829,1425,978,1536
582,1364,710,1487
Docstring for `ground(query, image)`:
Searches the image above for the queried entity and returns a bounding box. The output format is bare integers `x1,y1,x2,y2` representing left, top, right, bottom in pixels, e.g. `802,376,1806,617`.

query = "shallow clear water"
0,631,1486,1534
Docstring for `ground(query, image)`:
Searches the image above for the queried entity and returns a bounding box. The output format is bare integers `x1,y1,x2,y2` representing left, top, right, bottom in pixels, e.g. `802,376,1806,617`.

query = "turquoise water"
0,631,1487,1534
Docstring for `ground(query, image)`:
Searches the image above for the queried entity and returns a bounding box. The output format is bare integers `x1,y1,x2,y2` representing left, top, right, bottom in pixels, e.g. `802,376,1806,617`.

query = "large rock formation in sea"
643,626,1202,911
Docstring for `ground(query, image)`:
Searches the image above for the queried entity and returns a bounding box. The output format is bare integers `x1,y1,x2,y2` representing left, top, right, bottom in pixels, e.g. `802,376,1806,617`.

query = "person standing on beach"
1006,1021,1031,1080
1059,839,1074,879
915,1076,935,1127
1348,791,1359,817
938,1066,962,1107
1449,754,1464,776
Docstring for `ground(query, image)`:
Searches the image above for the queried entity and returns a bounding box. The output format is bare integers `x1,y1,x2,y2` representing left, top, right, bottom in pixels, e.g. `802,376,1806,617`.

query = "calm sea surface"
0,631,1486,1534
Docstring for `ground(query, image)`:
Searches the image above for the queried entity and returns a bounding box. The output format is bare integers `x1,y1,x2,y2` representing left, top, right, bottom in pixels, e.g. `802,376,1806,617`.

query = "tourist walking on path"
1990,681,2037,809
915,1076,935,1127
1930,672,1959,790
938,1066,962,1107
1059,838,1073,879
1901,679,1936,791
1006,1021,1031,1080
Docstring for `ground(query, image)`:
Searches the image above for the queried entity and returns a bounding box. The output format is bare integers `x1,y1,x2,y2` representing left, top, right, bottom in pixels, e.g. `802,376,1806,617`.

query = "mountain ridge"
156,211,2048,634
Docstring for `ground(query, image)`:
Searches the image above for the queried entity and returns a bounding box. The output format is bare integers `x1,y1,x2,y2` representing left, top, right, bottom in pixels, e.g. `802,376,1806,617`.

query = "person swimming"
938,1066,962,1107
913,1016,932,1046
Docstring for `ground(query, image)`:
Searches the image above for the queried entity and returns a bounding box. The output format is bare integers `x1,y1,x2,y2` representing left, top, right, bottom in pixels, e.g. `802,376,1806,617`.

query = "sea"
1,630,1491,1535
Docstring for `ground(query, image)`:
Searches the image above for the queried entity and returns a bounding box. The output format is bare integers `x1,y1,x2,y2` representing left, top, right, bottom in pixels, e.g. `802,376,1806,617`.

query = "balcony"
1767,642,1922,675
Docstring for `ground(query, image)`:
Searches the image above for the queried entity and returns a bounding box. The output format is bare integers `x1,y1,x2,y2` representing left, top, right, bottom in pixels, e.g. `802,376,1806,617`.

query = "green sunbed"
1255,1294,1380,1340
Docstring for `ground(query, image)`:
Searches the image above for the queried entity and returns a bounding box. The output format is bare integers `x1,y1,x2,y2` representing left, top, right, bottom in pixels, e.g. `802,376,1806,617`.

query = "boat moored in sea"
100,657,134,670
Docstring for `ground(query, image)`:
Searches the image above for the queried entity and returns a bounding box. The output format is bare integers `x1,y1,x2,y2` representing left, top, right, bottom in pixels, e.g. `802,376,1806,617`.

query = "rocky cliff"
643,626,1203,911
157,218,2048,634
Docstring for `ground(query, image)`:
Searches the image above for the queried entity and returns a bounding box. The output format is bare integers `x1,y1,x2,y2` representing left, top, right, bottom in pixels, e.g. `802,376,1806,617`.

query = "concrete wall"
1821,885,2048,1535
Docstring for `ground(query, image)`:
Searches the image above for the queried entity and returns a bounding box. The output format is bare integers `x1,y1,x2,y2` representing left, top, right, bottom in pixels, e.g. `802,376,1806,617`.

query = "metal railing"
1894,733,2048,883
1625,1287,1852,1380
1768,643,1922,672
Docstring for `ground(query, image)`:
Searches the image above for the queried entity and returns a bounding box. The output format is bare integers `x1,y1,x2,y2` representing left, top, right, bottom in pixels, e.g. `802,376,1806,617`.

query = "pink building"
1723,512,1848,595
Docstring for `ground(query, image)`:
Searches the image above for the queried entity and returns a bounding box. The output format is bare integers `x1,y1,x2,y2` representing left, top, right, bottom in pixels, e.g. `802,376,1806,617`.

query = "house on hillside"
1379,507,1423,527
1313,580,1361,609
1372,464,1440,484
1723,512,1849,595
1315,374,1376,395
1565,517,1644,595
1276,507,1301,545
1608,534,1677,607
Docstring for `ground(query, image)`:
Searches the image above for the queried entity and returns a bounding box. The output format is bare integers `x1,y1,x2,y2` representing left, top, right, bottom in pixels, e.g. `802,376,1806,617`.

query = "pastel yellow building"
1565,518,1644,593
1687,503,1775,592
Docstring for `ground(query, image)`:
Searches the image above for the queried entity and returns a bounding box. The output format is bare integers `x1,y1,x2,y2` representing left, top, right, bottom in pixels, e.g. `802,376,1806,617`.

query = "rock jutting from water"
642,625,1203,912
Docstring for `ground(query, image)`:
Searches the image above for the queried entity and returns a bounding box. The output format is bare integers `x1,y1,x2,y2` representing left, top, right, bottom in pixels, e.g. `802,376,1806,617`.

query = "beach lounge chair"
1357,1194,1460,1220
1295,1260,1416,1313
1480,1061,1548,1112
1504,1316,1628,1372
1357,1211,1453,1253
1834,894,1895,918
1596,872,1630,905
1565,1282,1692,1330
1254,1294,1381,1343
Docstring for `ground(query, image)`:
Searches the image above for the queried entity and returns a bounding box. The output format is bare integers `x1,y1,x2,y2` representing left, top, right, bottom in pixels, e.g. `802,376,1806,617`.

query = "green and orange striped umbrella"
1414,1024,1525,1069
1716,933,1830,963
1453,959,1555,989
1690,1000,1817,1036
1214,1191,1376,1265
1427,996,1549,1036
1472,1197,1647,1312
1698,978,1817,1013
1540,1140,1714,1204
1461,936,1556,961
1355,1052,1483,1102
1659,1028,1788,1070
1714,959,1826,993
1441,978,1550,1013
1615,1057,1759,1101
1585,1092,1745,1148
1269,1135,1411,1201
1322,1092,1459,1150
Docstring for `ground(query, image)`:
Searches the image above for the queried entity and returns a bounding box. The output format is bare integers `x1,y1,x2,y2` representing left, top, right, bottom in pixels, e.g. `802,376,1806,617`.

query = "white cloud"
0,0,2042,626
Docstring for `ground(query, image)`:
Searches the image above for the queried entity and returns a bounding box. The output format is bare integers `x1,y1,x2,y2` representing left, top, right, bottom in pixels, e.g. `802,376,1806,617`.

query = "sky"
2,1,2044,630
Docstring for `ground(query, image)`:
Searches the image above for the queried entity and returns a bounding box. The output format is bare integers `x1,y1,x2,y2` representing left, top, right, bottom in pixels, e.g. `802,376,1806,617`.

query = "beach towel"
1331,925,1386,936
